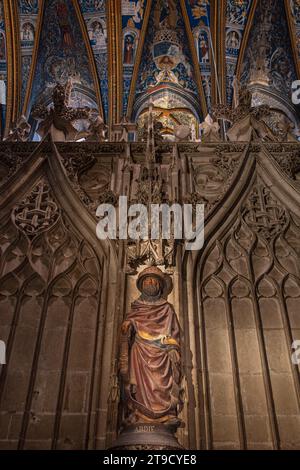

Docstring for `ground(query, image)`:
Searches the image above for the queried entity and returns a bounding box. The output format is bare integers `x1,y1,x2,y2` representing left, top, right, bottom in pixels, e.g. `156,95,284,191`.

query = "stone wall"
0,141,299,449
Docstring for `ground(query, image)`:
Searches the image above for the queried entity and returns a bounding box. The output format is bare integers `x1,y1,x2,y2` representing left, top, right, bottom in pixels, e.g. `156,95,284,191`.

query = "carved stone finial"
4,115,31,142
81,115,107,142
32,80,95,142
199,114,220,142
212,84,280,142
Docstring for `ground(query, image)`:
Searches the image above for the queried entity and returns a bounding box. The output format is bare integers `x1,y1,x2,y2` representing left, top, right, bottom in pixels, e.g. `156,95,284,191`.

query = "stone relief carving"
185,148,242,215
77,115,108,142
198,177,300,449
4,116,31,142
60,150,116,212
212,84,281,142
268,149,300,181
242,183,288,240
0,132,299,449
0,177,102,449
199,114,221,142
32,80,95,142
12,180,60,238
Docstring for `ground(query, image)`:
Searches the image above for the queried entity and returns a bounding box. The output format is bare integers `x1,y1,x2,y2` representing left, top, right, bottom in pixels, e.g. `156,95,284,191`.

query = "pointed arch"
0,139,120,449
181,144,300,449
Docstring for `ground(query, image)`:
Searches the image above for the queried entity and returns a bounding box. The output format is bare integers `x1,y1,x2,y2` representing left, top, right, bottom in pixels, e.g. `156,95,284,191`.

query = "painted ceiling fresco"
122,0,147,116
0,0,299,137
240,0,297,101
134,1,200,115
78,0,109,120
28,0,99,117
184,0,212,111
18,0,40,112
225,0,252,104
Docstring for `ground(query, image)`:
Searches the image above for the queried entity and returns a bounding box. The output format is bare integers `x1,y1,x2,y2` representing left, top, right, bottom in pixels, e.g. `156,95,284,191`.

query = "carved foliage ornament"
60,150,117,211
242,183,288,240
12,180,60,238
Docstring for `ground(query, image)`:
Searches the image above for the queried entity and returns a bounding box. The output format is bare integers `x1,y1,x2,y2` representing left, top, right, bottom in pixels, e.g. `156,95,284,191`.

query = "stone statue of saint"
119,266,183,431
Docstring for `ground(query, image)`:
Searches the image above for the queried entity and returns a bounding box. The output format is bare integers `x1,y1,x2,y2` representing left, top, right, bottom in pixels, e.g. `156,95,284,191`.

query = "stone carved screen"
197,180,300,449
0,178,103,450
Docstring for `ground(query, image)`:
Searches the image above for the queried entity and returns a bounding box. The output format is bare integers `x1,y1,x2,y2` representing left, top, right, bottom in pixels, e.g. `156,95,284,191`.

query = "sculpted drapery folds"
119,266,184,428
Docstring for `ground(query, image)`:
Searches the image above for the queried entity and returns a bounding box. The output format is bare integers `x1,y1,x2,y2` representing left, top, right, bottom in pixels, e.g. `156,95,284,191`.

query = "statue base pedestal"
110,423,183,450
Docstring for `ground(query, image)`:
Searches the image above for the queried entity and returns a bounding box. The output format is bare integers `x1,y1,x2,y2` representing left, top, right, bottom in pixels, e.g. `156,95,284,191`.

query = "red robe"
125,299,181,419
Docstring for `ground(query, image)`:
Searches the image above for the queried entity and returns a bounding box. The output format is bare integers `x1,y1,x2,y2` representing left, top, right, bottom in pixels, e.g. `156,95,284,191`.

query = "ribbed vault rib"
2,0,17,137
107,0,123,130
235,0,258,81
126,0,153,118
73,0,104,119
225,0,254,105
21,0,44,118
284,0,300,79
180,0,207,117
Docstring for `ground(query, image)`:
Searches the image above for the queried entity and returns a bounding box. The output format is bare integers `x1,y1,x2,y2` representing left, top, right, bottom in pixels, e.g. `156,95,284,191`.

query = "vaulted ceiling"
0,0,299,139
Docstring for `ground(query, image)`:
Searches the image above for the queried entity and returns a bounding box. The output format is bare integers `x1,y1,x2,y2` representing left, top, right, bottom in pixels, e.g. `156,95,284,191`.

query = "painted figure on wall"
119,266,184,427
20,0,38,14
226,30,240,48
199,32,209,63
88,20,105,47
154,0,177,29
133,0,144,23
124,33,135,64
82,0,104,10
227,0,249,25
21,22,35,42
56,1,74,49
22,55,31,77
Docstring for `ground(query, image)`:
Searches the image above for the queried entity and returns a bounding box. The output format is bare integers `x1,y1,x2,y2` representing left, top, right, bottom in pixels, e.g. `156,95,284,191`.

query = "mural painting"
29,0,98,121
241,0,297,99
225,0,252,104
135,1,198,99
122,0,146,115
79,0,108,120
185,0,212,111
18,0,39,110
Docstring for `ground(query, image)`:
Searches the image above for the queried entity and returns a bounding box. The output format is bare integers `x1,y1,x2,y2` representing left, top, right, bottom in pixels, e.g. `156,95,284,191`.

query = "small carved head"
136,266,172,301
140,276,162,298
